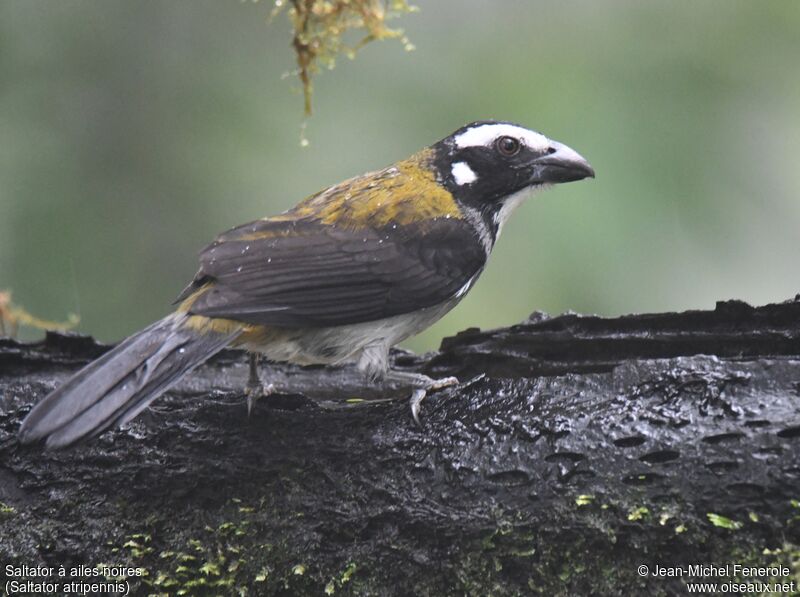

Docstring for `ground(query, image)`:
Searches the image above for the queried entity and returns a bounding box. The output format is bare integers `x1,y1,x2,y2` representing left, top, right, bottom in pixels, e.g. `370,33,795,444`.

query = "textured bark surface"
1,298,800,595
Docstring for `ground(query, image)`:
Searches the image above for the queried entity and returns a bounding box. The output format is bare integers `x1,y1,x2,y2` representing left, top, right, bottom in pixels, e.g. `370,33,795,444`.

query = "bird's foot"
408,374,489,425
245,381,276,416
385,373,459,426
409,376,459,425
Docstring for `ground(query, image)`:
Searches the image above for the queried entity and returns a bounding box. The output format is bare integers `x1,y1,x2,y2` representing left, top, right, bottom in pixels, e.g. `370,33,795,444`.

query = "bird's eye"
496,136,521,157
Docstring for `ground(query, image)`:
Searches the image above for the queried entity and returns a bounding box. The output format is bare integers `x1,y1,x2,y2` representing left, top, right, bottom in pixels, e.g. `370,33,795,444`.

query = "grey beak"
530,140,595,184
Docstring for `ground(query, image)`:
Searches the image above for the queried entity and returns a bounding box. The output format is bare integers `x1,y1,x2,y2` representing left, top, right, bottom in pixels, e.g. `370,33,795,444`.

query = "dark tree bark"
1,298,800,596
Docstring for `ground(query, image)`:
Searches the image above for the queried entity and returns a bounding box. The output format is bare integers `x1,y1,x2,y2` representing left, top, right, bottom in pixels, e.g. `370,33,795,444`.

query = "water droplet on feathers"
237,266,243,272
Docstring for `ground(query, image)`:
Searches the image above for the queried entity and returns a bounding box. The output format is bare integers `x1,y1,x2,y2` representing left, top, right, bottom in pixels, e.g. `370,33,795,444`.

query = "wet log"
1,298,800,595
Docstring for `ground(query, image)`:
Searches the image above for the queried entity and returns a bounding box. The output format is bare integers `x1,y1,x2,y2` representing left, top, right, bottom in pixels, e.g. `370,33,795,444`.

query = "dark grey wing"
183,217,487,327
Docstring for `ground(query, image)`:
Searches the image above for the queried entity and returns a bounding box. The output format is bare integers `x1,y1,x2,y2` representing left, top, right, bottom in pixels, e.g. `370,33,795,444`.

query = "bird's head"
431,120,594,238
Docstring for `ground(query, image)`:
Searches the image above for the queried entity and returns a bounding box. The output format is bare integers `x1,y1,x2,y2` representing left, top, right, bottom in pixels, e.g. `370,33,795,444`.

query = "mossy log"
1,298,800,595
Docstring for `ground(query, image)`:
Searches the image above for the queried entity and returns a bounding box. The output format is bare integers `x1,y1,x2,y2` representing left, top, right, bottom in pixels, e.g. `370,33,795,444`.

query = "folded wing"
179,216,486,328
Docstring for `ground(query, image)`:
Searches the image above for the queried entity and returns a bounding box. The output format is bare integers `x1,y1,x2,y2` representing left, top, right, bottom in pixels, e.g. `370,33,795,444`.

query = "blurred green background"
1,1,799,353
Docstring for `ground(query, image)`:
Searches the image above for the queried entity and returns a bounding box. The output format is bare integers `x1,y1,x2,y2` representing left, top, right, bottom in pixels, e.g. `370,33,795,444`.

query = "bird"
18,120,594,449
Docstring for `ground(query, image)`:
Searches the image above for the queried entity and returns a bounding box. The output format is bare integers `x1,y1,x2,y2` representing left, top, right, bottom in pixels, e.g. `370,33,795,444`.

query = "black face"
432,120,594,218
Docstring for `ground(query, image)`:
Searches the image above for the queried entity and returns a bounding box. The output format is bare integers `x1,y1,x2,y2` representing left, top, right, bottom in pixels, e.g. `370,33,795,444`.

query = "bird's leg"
358,343,458,424
245,353,275,415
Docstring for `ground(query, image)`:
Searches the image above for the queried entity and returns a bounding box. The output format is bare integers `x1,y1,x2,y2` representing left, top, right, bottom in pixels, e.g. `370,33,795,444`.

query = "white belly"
239,299,459,368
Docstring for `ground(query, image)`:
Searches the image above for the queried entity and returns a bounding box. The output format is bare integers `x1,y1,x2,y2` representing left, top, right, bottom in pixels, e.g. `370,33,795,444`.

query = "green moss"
95,486,800,596
707,513,742,530
292,563,307,576
268,0,417,116
255,567,269,582
0,501,16,516
324,562,358,594
199,561,221,576
122,533,154,559
627,506,650,521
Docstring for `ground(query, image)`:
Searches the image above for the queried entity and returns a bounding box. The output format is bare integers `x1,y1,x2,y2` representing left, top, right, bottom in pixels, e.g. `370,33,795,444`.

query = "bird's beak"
529,140,595,184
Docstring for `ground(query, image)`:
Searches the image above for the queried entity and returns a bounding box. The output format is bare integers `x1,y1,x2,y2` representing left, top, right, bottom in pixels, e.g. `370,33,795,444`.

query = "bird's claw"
409,375,460,426
410,388,427,426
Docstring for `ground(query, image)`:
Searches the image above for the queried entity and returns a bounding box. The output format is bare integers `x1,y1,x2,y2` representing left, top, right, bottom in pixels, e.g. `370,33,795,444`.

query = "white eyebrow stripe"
454,123,550,152
451,162,477,185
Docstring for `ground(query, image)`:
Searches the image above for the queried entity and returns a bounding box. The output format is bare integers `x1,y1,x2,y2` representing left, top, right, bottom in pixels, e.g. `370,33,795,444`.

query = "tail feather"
18,314,241,449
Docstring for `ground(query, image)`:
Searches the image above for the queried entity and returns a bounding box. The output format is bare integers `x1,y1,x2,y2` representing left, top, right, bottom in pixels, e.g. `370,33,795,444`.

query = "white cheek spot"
451,161,477,185
454,123,550,153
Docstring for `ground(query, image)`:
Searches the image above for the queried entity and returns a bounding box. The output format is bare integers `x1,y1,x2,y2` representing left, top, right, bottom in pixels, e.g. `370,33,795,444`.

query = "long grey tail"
18,313,241,449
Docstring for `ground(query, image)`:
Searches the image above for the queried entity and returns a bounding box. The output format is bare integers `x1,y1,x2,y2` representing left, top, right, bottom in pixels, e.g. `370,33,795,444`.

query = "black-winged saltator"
19,120,594,448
